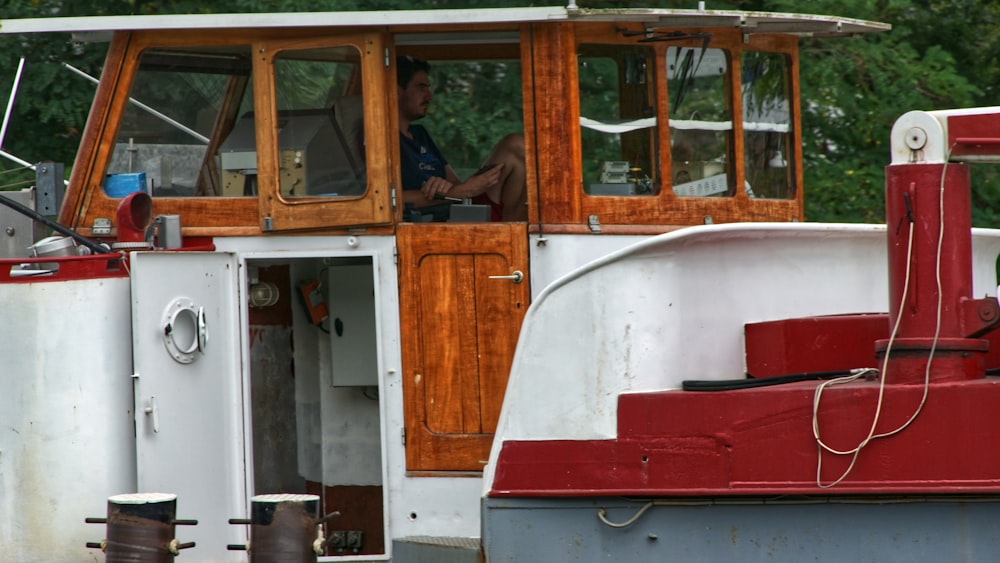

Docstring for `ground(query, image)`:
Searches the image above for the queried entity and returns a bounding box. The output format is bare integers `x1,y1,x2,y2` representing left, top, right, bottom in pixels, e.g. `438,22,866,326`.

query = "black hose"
0,192,113,255
682,369,857,392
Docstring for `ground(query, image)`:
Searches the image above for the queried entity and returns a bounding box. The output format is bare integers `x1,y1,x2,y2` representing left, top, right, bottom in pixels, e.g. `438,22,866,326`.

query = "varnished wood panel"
531,23,805,228
66,28,394,236
306,482,385,556
256,32,394,231
398,223,528,471
531,22,579,225
62,31,132,229
65,22,805,238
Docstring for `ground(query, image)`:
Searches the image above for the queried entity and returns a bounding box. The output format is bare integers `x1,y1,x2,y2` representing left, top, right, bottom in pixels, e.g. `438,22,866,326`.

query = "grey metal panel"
0,189,36,259
393,536,480,563
35,162,64,216
483,496,1000,562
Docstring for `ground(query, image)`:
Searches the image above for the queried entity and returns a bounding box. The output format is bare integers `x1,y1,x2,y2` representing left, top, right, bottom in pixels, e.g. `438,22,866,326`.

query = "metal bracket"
92,217,112,236
587,214,601,233
35,162,64,215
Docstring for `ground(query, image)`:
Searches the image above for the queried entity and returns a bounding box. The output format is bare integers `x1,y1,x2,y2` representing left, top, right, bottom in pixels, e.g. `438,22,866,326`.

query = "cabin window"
263,46,367,198
577,44,659,197
667,46,732,198
741,51,793,199
418,59,524,180
107,46,254,197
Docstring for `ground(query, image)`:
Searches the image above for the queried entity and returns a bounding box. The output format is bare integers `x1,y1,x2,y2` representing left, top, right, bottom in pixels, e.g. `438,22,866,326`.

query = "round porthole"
162,298,207,364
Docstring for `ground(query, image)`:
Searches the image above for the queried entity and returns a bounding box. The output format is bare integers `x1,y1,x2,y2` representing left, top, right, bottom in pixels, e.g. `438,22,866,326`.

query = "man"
397,55,527,221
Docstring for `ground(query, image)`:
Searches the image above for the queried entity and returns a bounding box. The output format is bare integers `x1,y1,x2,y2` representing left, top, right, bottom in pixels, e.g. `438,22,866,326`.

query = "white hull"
0,275,136,562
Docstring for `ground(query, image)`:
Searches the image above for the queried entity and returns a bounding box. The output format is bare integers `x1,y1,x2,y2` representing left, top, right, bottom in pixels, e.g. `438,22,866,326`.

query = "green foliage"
420,60,524,176
0,5,96,185
752,0,994,224
3,0,1000,225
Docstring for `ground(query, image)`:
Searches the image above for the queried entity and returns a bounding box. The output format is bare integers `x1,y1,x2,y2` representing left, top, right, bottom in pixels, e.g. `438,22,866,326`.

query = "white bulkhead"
0,274,136,562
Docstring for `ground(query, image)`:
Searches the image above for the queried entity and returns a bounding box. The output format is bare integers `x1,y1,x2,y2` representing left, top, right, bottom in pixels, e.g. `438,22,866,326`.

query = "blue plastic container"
103,172,147,198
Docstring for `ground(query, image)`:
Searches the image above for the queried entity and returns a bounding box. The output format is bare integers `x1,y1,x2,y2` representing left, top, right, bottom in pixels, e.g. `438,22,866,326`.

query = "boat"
8,3,982,561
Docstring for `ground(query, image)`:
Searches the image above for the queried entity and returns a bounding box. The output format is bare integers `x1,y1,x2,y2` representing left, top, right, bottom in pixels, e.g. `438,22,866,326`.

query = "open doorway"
247,255,386,557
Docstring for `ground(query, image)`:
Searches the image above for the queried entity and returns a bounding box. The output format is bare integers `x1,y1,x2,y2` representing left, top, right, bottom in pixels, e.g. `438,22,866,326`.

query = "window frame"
254,33,393,232
62,29,393,236
531,23,803,230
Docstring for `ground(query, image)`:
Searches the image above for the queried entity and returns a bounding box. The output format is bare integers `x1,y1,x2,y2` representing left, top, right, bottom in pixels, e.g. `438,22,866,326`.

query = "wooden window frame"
255,33,393,232
530,23,803,232
63,28,394,237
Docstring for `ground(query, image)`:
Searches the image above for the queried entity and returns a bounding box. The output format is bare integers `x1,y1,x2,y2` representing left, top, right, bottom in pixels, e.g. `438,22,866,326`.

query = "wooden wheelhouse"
50,7,883,468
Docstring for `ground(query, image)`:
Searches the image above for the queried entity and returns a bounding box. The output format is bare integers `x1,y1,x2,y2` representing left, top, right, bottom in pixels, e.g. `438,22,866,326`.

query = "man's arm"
419,164,504,201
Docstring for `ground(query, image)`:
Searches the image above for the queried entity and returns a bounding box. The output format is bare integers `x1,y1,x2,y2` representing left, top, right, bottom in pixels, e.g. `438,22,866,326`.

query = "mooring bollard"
228,493,339,562
85,492,197,562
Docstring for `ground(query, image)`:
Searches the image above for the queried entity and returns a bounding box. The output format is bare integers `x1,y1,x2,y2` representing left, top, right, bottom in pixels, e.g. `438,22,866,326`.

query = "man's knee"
496,133,525,160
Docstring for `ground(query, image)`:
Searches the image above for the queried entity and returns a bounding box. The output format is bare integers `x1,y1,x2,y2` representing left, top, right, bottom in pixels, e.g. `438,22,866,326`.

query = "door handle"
144,396,160,433
489,270,524,284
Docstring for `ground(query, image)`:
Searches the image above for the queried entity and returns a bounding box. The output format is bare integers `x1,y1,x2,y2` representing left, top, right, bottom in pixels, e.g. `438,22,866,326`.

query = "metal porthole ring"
162,297,204,364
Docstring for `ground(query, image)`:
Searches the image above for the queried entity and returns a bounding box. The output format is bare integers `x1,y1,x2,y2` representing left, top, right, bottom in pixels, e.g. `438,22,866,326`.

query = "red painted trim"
490,378,1000,497
0,237,217,284
948,114,1000,158
0,254,127,283
745,314,888,378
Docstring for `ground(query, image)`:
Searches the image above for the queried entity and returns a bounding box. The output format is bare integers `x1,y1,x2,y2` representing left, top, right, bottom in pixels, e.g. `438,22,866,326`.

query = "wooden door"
398,222,529,472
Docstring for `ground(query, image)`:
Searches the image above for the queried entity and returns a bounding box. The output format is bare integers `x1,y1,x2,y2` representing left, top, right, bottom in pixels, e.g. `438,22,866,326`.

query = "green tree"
746,0,980,223
3,0,1000,226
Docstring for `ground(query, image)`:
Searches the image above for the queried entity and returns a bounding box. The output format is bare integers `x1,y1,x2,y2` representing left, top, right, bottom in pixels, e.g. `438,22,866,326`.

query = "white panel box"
328,262,379,387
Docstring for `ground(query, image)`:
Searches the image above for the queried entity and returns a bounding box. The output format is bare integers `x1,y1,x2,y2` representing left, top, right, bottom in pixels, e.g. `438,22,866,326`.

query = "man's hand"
420,176,454,201
420,162,504,202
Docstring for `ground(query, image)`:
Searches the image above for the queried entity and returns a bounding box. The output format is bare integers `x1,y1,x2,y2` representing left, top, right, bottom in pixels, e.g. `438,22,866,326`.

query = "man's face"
399,70,432,122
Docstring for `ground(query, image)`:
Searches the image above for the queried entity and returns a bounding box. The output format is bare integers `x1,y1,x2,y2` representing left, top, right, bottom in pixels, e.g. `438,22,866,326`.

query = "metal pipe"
0,148,32,168
0,192,112,254
0,57,26,150
0,149,68,186
63,63,210,144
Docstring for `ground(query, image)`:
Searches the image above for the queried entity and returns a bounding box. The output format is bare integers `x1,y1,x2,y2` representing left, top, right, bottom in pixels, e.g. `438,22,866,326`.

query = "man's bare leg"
481,133,527,221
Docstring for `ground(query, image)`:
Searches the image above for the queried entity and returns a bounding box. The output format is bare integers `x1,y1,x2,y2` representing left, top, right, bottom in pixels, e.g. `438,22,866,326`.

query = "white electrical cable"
812,149,950,488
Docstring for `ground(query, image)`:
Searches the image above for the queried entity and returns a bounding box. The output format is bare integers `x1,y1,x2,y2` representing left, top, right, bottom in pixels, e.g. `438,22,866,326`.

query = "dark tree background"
0,0,996,224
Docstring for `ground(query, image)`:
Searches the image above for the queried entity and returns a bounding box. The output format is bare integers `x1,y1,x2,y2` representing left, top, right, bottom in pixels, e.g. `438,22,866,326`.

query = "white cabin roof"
0,7,889,37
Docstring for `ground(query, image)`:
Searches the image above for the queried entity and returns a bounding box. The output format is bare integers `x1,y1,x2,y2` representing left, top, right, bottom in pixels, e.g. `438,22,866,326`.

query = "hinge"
390,185,397,211
587,214,601,233
393,245,398,265
263,216,274,232
385,47,390,68
92,217,112,236
400,427,406,446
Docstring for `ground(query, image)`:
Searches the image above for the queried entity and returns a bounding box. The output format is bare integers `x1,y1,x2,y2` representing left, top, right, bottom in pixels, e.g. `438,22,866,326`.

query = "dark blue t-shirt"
400,124,448,191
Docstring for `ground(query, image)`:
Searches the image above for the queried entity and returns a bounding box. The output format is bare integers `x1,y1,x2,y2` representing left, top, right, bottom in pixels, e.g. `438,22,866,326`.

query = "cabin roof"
0,7,889,37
